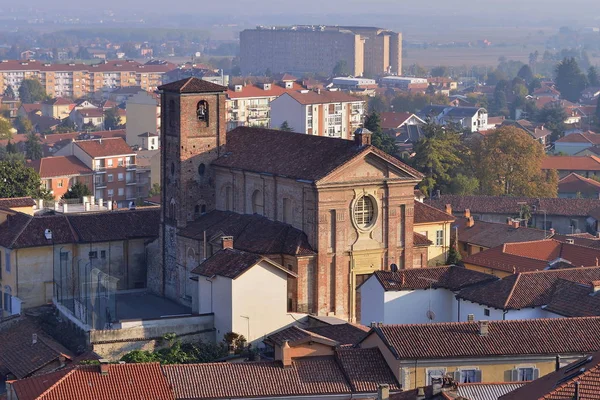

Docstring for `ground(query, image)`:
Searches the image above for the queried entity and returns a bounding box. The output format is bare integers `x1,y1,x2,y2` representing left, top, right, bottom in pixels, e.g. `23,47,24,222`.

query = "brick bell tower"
156,77,227,298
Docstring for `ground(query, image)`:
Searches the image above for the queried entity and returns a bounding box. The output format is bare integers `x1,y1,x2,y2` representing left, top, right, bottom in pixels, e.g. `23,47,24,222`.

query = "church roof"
213,127,423,182
178,210,316,256
158,77,226,93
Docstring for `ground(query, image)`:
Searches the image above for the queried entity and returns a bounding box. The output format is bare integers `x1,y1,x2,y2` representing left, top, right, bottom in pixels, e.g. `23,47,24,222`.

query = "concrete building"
126,91,160,149
29,155,94,200
240,26,402,77
41,97,75,119
418,105,489,133
270,89,365,139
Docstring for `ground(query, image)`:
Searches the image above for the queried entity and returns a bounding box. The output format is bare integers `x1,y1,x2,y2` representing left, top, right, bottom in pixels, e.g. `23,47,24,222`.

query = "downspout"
503,310,508,320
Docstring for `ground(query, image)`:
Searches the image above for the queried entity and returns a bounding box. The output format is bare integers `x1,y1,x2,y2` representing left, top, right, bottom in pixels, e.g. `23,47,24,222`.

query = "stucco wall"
270,94,306,133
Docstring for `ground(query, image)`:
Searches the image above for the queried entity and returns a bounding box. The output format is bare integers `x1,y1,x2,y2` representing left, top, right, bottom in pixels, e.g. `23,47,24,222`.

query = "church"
152,77,425,322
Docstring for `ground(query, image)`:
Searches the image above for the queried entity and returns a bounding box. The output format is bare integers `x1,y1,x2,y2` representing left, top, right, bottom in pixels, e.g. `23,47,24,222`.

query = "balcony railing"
126,179,137,185
94,166,107,173
126,163,136,170
95,180,107,188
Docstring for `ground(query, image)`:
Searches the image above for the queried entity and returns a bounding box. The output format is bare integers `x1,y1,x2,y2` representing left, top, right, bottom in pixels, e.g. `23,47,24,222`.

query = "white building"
380,76,428,89
192,237,300,345
126,91,160,150
418,105,488,133
270,89,365,139
332,77,377,89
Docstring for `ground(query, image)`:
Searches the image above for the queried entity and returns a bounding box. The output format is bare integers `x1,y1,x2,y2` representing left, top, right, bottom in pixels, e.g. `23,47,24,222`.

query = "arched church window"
169,99,176,127
252,190,264,215
194,205,200,219
198,163,205,176
197,100,209,123
354,196,375,229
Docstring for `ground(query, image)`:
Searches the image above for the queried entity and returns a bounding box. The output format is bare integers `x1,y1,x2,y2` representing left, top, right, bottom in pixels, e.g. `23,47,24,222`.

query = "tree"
446,242,462,265
517,65,534,84
0,161,52,200
449,174,480,195
104,107,122,130
25,132,42,160
279,121,294,132
588,66,600,87
536,104,568,141
412,123,462,196
264,68,272,78
18,78,48,103
364,111,397,155
56,118,77,133
555,58,587,103
332,60,350,77
470,126,558,197
148,183,161,197
368,96,388,113
14,115,33,133
426,84,437,96
61,181,91,200
0,117,12,140
431,66,449,77
75,46,91,60
3,84,15,99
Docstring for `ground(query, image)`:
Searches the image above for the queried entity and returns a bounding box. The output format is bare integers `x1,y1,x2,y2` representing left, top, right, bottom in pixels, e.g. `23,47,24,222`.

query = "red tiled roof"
20,103,42,113
191,248,296,279
11,363,174,400
558,173,600,195
413,231,432,246
414,201,455,224
76,108,104,118
463,239,600,273
226,82,305,99
335,347,401,392
0,59,174,74
265,325,338,347
29,156,93,178
366,317,600,360
43,97,74,106
75,137,134,158
542,155,600,171
9,368,73,400
457,266,600,310
158,77,227,93
499,350,600,400
380,112,413,129
544,279,600,317
455,217,548,249
305,324,370,346
213,127,423,182
0,197,36,208
556,132,600,144
284,90,363,105
368,266,497,292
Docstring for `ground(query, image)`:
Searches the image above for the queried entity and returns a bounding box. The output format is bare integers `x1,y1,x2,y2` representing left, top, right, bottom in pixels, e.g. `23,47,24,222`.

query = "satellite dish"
426,310,436,321
44,229,53,240
390,263,398,272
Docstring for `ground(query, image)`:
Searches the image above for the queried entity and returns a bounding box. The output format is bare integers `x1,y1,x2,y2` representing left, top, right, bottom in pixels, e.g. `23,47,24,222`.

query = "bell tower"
157,77,227,299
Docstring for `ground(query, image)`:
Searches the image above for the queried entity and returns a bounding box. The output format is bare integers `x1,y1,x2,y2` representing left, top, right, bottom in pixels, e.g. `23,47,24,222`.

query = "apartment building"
56,137,137,207
240,25,402,77
270,89,365,139
0,59,174,99
226,75,305,130
29,156,94,200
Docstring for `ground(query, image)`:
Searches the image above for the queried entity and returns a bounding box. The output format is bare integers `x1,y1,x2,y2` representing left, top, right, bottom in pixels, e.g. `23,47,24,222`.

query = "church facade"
154,77,424,321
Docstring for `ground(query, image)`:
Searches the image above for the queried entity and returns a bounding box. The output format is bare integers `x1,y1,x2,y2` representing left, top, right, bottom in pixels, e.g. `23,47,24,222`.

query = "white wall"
360,275,385,325
457,299,563,322
270,94,305,133
383,289,455,324
126,92,159,148
198,275,233,341
554,142,591,155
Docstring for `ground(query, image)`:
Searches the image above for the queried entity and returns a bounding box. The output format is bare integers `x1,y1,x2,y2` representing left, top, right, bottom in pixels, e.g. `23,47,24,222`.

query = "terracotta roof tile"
366,317,600,360
265,325,337,347
499,350,600,400
335,347,401,392
414,201,455,224
213,127,423,182
456,267,600,310
544,279,600,317
369,266,497,292
558,173,600,196
556,132,600,144
158,77,227,93
29,156,93,178
75,138,134,158
191,248,296,279
455,217,548,249
413,231,433,246
380,112,414,129
9,368,72,400
0,197,36,208
542,155,600,171
284,90,362,105
306,324,370,346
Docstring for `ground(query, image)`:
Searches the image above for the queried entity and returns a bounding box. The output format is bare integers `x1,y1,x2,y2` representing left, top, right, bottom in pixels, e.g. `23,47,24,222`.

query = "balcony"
126,179,137,185
248,104,269,111
95,180,107,188
126,163,137,170
94,166,107,173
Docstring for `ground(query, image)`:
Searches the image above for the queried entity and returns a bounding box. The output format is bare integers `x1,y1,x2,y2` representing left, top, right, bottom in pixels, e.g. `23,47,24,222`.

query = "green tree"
470,126,558,197
279,121,294,132
446,242,462,265
75,46,91,60
368,96,388,113
588,66,600,87
332,60,350,77
364,111,397,155
431,66,449,77
426,84,437,96
536,104,568,141
517,65,534,84
61,181,92,200
148,183,161,196
0,117,12,140
449,174,480,195
25,132,43,160
3,84,15,99
18,78,48,103
264,68,272,78
14,115,33,133
555,57,587,103
0,160,52,200
412,123,462,196
56,118,77,133
103,107,122,130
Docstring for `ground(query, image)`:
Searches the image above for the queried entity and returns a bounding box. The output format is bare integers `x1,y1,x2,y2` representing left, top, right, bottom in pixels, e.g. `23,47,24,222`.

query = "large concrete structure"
240,26,402,77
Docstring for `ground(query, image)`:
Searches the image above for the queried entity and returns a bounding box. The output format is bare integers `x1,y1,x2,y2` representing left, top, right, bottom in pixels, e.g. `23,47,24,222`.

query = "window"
100,250,106,259
283,198,293,224
252,190,264,215
5,252,10,273
436,230,444,246
518,367,534,381
107,159,113,167
197,100,209,122
118,158,123,166
225,186,232,211
354,196,375,229
456,369,481,383
107,189,114,197
118,173,124,181
57,180,63,188
198,163,205,176
512,367,539,382
484,308,490,316
426,368,446,385
118,188,124,196
89,251,98,259
107,174,114,182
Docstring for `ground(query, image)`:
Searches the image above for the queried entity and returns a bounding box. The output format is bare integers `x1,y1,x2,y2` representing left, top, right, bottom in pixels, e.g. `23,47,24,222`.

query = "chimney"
464,208,470,218
566,238,575,245
466,216,474,228
507,217,513,225
221,236,233,250
59,355,66,368
445,204,452,215
282,340,292,368
377,384,390,400
550,228,555,236
592,280,600,293
512,220,520,229
467,314,474,322
32,333,37,345
99,359,110,375
575,381,580,400
416,387,426,400
555,355,561,371
354,128,372,147
479,320,489,336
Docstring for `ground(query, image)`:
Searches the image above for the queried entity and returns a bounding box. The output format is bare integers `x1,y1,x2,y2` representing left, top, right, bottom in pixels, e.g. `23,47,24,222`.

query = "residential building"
332,77,377,90
359,266,498,325
555,132,600,155
428,195,600,235
0,59,175,99
501,119,552,148
359,317,600,390
380,76,428,89
500,349,600,400
413,201,454,265
0,197,36,215
40,97,75,119
240,25,402,77
558,172,600,198
192,238,298,344
381,112,426,156
29,155,94,200
156,77,424,322
69,107,106,130
135,149,160,198
542,155,600,179
17,103,42,118
270,89,365,138
225,75,305,130
163,64,228,86
55,137,137,207
462,239,600,277
125,91,160,149
418,105,488,133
